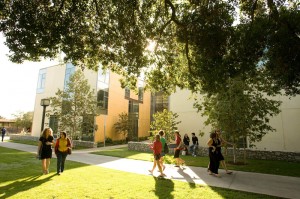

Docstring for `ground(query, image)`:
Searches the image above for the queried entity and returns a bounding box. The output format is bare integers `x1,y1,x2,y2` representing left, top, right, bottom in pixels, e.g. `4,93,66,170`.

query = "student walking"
149,134,165,177
1,127,6,142
158,130,166,171
37,127,54,175
174,131,185,167
215,129,233,174
55,131,72,175
207,132,220,177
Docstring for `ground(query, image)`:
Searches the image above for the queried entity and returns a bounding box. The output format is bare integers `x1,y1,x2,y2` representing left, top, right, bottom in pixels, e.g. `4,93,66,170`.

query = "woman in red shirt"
149,134,165,177
174,131,185,167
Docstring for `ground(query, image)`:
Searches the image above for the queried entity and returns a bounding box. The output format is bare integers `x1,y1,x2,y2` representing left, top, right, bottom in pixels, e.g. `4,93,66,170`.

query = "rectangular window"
64,63,75,90
125,87,130,98
97,68,110,115
49,115,58,136
36,68,47,93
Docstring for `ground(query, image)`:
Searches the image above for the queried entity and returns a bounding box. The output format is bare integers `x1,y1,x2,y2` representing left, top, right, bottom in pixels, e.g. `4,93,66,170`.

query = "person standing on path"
1,127,6,142
37,127,54,175
149,134,165,177
55,131,72,175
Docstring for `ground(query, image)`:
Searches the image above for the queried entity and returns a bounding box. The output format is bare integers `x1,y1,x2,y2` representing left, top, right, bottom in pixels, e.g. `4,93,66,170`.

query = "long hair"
42,127,52,138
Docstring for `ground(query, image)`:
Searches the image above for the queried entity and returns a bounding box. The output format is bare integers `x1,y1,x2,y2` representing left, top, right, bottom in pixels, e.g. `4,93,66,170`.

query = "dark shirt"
192,136,198,145
183,136,190,146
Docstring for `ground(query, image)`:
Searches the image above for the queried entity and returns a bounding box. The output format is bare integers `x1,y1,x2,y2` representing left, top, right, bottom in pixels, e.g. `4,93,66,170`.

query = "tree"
150,109,181,142
0,1,299,95
194,75,281,163
114,112,131,143
13,111,33,132
48,70,97,140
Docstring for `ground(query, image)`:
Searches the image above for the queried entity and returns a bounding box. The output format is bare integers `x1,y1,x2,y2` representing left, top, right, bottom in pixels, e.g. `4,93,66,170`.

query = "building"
31,63,151,142
169,88,300,153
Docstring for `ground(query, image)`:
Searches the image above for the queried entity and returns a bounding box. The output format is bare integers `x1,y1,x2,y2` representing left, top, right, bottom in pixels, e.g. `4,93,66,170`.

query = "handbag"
67,138,72,155
67,148,72,155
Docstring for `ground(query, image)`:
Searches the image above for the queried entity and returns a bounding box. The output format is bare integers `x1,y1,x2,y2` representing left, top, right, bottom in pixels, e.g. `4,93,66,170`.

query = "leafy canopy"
0,0,299,95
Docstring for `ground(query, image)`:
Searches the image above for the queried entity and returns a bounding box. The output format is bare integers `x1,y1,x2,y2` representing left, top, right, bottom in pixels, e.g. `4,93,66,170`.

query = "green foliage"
194,76,281,147
12,111,33,131
113,112,131,142
0,1,299,95
150,109,181,142
48,70,97,139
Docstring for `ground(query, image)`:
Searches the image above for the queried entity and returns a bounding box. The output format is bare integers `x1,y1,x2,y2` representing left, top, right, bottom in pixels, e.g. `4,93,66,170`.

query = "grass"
92,147,300,177
0,146,281,199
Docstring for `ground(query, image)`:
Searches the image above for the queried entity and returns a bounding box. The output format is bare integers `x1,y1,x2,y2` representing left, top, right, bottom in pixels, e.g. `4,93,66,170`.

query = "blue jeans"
57,151,68,173
189,144,198,155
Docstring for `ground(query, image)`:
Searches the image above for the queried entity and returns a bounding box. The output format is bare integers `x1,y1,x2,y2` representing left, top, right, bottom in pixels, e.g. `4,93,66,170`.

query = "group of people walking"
149,129,233,178
37,127,72,175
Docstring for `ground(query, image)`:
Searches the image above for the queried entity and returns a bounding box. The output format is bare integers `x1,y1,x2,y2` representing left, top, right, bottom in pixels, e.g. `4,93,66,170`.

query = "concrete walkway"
1,141,300,199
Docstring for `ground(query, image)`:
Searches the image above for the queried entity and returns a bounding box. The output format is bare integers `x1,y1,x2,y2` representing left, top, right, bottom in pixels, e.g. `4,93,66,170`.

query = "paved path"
1,141,300,199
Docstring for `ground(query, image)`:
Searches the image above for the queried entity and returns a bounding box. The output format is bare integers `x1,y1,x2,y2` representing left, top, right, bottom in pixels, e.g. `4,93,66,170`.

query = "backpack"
164,143,169,154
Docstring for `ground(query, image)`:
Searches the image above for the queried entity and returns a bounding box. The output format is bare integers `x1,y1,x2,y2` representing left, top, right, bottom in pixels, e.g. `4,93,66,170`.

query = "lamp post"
40,98,50,132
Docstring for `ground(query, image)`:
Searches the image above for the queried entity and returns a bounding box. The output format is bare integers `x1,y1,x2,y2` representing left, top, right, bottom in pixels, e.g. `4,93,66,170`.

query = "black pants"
209,151,220,174
1,133,5,142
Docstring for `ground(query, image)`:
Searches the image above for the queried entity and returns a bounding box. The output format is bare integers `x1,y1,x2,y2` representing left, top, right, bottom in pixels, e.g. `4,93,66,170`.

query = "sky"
0,34,58,119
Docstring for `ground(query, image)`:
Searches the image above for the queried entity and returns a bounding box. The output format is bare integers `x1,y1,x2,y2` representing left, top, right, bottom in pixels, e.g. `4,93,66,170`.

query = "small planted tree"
150,109,181,142
114,112,131,143
49,70,97,140
195,76,281,163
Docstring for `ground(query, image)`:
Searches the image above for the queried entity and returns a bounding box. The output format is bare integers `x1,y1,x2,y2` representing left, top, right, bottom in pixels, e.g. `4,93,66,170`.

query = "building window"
97,68,110,115
128,100,139,141
125,87,130,98
64,63,75,90
49,115,58,136
37,68,47,93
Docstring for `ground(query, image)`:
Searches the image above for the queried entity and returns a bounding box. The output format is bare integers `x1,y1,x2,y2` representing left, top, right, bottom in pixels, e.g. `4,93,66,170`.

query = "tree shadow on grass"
0,174,56,198
153,176,175,199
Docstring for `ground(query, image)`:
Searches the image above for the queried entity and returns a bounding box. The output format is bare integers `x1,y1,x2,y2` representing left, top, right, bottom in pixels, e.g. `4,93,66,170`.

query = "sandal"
226,171,233,174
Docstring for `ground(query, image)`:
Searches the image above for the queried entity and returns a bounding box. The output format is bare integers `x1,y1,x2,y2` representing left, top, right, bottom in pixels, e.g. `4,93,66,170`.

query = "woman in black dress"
207,132,220,177
37,127,54,175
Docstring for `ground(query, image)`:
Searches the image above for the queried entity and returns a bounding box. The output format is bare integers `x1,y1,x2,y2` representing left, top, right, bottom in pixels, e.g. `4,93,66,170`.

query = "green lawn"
0,146,281,199
92,147,300,177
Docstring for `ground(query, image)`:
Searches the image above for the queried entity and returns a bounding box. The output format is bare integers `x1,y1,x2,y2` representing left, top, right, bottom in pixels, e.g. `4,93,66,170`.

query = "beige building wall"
32,64,65,137
169,88,300,152
32,64,98,137
32,64,151,142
